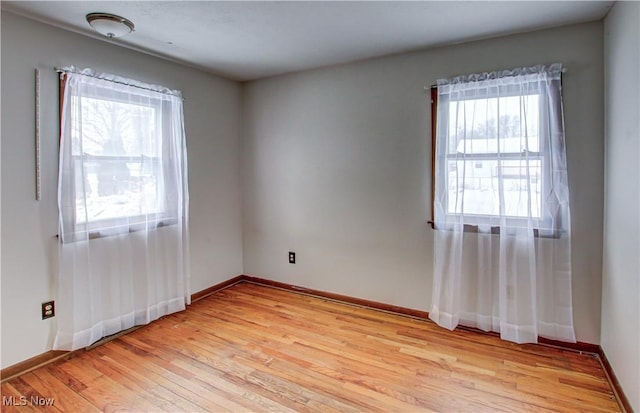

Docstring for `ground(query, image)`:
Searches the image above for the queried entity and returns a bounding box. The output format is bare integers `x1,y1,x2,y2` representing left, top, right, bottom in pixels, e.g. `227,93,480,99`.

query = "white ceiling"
2,1,613,81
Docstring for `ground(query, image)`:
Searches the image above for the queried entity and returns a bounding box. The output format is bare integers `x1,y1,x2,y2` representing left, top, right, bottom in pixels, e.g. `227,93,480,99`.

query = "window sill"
59,218,178,243
428,221,560,239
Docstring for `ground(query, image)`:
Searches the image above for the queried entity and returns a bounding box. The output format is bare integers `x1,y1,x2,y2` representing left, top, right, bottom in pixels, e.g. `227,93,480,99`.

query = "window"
431,66,565,235
55,67,190,351
429,65,574,344
58,68,187,242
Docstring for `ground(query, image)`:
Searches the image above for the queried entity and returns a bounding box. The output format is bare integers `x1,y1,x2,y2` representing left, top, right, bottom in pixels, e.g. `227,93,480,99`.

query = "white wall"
242,22,605,344
1,12,244,369
602,2,640,411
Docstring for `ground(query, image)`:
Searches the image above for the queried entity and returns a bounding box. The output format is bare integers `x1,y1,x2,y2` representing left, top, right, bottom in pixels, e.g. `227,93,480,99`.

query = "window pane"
501,159,542,218
447,159,542,218
73,96,159,157
70,95,164,225
75,159,162,225
448,95,539,154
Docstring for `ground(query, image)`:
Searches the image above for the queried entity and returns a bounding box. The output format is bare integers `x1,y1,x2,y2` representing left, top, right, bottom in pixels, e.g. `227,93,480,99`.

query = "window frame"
430,84,557,237
59,74,178,240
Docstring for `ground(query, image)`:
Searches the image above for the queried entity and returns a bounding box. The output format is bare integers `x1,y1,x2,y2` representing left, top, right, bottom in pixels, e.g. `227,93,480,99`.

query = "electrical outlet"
289,251,296,264
42,301,55,320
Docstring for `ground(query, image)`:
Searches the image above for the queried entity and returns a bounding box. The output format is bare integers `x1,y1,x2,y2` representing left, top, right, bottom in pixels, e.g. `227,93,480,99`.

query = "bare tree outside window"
71,96,161,225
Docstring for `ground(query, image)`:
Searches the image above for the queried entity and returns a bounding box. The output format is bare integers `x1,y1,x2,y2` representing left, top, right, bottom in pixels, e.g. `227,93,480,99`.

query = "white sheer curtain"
429,64,575,343
54,67,190,350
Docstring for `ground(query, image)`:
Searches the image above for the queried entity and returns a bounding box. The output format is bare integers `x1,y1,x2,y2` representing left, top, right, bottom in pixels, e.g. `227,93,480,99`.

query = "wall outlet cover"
42,301,55,320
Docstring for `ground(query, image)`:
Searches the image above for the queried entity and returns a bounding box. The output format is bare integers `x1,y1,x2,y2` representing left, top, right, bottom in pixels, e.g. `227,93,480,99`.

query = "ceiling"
2,1,613,81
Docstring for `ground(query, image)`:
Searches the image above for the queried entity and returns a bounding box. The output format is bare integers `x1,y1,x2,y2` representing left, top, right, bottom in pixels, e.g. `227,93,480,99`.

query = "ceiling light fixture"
86,13,135,39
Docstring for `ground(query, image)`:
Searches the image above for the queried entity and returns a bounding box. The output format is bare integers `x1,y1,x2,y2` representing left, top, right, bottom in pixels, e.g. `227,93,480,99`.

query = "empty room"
1,1,638,411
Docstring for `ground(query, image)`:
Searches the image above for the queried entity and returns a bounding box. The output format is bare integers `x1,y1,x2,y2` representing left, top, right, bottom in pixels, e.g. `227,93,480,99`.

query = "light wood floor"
1,282,621,412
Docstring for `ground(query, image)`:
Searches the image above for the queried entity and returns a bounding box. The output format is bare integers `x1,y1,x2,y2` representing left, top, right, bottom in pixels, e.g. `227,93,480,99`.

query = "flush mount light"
86,13,134,39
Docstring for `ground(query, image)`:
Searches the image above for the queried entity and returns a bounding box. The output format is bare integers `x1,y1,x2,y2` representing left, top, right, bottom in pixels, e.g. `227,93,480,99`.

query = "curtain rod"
55,67,184,100
425,68,567,91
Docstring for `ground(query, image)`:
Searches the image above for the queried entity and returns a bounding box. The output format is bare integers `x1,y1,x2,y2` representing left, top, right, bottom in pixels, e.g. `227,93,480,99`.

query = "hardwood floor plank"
0,382,41,412
29,368,100,412
2,281,622,412
128,331,297,412
100,341,246,412
7,376,63,412
232,353,364,413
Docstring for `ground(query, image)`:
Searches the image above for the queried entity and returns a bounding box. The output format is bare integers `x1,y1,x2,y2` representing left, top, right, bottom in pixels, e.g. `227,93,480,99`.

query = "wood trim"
242,275,429,319
429,85,437,229
1,350,70,383
537,336,600,354
455,323,599,353
59,72,66,142
190,274,245,302
598,346,633,413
